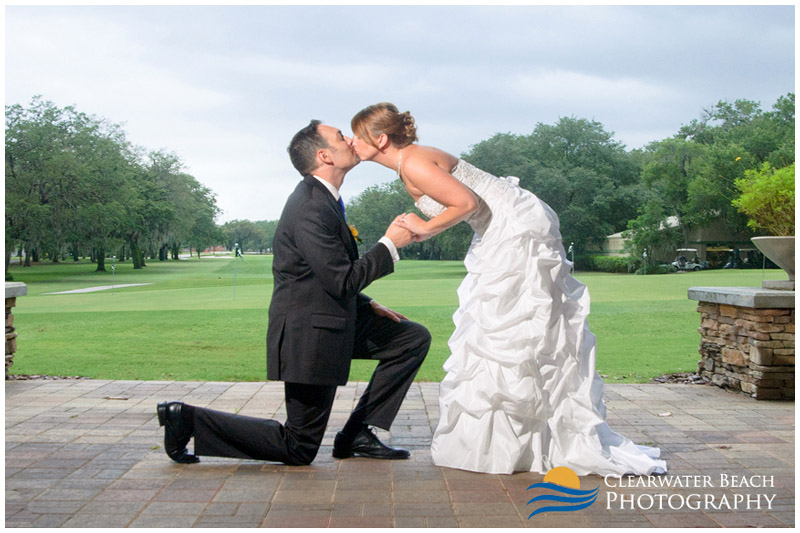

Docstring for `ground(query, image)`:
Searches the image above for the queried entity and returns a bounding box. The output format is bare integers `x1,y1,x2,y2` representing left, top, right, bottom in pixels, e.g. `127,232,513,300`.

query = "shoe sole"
333,449,409,460
332,449,353,459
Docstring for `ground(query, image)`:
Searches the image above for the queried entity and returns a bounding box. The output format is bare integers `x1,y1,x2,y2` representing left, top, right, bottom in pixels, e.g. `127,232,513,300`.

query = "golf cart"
671,248,707,271
723,247,761,269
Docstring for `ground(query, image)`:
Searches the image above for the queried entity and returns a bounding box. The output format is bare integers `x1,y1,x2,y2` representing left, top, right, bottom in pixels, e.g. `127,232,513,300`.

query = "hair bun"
400,111,418,144
351,102,418,149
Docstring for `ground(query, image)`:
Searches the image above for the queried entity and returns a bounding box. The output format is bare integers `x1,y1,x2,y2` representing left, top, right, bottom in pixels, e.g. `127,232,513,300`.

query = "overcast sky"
5,4,795,222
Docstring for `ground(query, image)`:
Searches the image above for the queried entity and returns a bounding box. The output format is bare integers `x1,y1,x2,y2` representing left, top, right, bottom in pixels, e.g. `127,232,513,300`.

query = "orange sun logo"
543,466,581,490
527,467,598,518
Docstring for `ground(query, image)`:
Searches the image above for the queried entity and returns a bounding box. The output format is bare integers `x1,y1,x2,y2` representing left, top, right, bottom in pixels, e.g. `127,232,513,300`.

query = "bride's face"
351,134,380,161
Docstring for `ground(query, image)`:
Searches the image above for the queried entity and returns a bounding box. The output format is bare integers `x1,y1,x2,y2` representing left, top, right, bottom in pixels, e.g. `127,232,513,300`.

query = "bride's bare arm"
394,153,477,240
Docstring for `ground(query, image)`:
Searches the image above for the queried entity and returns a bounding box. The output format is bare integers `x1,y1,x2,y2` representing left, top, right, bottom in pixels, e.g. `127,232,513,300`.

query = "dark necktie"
337,196,346,222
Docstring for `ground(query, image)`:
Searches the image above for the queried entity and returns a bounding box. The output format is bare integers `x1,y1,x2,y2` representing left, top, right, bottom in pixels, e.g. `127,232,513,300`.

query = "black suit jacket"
266,175,395,385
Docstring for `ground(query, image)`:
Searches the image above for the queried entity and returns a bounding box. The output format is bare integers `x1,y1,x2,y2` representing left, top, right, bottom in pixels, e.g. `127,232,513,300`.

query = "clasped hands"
384,213,430,248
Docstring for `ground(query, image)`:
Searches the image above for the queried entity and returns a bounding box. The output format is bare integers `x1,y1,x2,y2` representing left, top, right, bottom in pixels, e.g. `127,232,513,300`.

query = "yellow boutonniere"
349,224,362,243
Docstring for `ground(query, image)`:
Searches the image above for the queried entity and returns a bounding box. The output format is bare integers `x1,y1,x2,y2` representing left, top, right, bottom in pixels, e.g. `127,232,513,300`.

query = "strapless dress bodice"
414,160,520,235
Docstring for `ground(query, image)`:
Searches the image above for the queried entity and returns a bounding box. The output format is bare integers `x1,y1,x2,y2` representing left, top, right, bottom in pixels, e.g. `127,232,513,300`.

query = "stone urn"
751,236,795,289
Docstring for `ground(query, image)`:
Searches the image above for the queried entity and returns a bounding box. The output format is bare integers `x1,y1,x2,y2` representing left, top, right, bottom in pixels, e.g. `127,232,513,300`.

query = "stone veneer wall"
694,299,794,400
5,283,27,379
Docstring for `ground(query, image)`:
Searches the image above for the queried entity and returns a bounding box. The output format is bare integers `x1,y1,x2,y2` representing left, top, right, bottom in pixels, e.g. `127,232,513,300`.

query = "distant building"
589,216,757,267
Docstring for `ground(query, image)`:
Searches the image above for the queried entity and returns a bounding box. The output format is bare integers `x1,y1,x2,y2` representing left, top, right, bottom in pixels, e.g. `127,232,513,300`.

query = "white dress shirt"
312,175,399,263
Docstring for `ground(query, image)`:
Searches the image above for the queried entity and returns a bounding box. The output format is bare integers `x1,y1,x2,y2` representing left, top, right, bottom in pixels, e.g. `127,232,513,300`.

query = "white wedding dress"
422,159,667,476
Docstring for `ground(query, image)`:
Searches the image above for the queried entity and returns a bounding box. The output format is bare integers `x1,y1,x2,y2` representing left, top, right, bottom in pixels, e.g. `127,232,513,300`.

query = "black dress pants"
191,316,430,465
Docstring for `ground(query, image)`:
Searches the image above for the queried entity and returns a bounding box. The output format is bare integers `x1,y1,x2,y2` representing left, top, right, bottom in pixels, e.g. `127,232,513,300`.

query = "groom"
157,120,431,465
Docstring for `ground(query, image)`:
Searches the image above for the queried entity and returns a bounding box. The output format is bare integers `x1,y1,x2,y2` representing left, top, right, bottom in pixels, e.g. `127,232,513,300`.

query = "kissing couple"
157,103,667,477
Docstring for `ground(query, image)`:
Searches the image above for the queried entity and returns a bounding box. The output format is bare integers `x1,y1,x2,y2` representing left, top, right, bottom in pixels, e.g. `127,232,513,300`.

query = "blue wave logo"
526,467,599,518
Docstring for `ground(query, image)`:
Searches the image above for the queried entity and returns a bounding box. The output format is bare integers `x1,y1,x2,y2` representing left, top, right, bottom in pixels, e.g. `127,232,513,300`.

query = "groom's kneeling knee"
286,451,316,466
284,439,321,466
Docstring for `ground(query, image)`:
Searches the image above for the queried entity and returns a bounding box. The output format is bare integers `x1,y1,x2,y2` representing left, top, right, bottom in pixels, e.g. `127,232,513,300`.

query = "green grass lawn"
7,255,787,383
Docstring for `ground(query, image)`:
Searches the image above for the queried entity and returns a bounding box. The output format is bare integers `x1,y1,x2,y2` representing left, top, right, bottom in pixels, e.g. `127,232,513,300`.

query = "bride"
349,102,667,476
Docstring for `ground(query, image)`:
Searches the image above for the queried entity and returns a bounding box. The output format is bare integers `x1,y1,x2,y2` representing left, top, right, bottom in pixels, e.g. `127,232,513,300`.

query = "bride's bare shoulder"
405,145,459,171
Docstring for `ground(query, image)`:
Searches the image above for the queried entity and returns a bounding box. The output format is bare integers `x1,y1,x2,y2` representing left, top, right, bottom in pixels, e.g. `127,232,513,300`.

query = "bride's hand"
394,213,431,242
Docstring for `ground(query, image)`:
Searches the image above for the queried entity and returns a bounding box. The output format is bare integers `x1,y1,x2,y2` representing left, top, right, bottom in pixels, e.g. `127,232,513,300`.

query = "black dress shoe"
332,428,410,460
157,401,199,464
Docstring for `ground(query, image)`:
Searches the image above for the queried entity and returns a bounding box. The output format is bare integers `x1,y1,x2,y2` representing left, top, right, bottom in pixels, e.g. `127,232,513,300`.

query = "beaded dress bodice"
401,157,519,236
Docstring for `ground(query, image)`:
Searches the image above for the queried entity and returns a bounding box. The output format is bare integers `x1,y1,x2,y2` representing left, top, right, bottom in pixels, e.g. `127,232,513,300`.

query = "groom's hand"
384,218,414,248
369,300,408,323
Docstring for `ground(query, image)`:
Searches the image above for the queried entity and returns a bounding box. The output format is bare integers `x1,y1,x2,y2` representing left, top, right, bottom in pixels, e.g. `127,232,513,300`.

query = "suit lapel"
304,175,358,259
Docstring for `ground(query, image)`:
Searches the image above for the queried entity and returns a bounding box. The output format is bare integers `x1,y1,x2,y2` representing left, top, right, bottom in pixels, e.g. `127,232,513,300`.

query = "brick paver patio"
5,379,794,527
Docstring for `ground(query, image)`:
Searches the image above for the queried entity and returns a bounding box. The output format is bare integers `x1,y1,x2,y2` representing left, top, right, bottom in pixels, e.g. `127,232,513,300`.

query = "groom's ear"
317,148,332,166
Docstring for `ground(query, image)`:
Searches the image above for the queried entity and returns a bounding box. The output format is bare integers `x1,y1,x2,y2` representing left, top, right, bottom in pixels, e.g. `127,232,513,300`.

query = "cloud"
5,5,794,222
217,54,401,93
6,12,232,117
511,70,680,109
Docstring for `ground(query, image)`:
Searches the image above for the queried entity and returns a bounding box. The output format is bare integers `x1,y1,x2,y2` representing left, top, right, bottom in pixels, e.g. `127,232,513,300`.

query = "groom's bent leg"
348,317,431,431
193,383,336,465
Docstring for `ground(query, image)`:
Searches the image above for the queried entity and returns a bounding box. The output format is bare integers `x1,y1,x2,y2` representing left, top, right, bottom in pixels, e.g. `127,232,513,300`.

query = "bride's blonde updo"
351,102,418,149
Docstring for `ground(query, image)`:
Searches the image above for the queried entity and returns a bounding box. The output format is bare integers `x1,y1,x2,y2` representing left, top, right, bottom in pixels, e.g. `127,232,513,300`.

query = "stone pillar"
6,282,27,379
688,287,794,400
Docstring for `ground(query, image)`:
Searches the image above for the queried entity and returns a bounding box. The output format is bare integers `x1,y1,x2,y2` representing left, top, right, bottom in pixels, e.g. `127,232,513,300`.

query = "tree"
221,219,260,253
346,180,414,248
152,164,221,261
636,138,708,246
463,116,643,254
6,97,221,273
5,97,135,272
623,197,683,266
182,183,221,258
74,126,137,272
6,98,84,267
633,93,796,250
345,179,472,260
765,93,795,168
253,220,278,253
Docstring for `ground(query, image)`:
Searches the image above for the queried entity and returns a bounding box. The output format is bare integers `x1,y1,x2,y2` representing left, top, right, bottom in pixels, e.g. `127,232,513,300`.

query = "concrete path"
44,284,152,295
5,380,794,527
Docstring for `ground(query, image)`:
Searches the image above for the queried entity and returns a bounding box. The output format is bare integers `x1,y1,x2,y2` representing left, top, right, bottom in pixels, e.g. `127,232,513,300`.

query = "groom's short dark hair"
288,120,328,175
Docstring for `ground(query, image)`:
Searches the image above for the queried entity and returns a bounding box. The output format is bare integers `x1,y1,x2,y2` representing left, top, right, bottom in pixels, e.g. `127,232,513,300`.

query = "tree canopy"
5,97,220,271
626,93,794,260
455,116,644,254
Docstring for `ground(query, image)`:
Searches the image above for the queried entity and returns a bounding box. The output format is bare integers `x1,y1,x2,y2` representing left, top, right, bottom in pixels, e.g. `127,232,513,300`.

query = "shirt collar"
312,175,340,201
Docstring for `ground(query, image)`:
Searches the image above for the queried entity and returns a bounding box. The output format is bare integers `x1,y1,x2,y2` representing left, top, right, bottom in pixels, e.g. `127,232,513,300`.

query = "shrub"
582,254,640,273
634,264,676,275
573,254,594,271
732,163,795,236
